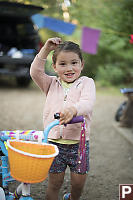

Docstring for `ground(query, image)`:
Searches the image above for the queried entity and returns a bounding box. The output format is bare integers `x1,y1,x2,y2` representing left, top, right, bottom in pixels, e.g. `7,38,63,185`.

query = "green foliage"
6,0,133,86
70,0,133,86
96,64,124,86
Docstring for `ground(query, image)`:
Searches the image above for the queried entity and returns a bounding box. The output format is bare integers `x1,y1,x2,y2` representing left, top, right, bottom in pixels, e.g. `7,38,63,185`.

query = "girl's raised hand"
38,37,62,59
44,37,62,52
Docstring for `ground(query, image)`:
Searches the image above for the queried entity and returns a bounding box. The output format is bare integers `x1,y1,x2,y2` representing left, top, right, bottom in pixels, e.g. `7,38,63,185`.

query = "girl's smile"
53,51,84,83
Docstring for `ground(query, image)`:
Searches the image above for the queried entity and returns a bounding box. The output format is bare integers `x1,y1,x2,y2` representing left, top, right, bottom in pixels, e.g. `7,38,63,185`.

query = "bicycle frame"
0,116,84,200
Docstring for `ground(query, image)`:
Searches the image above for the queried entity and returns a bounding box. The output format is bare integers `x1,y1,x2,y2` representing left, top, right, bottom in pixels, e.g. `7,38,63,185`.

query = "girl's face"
53,51,84,83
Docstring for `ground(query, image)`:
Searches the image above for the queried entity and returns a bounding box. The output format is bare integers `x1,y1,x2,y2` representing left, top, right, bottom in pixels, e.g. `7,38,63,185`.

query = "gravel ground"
0,79,133,200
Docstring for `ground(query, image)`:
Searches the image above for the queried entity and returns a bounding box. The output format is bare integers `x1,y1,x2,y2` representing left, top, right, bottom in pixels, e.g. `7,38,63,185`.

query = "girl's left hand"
59,106,77,125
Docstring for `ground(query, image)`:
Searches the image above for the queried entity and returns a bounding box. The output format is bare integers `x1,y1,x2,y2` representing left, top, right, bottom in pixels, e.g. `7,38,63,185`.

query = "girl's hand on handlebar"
59,107,77,125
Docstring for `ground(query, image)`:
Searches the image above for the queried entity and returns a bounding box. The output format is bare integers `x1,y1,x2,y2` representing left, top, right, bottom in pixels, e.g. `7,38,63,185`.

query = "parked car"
0,1,43,87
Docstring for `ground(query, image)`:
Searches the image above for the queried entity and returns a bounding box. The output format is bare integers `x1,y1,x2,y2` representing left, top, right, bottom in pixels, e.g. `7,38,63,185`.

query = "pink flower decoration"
131,35,133,40
129,34,133,44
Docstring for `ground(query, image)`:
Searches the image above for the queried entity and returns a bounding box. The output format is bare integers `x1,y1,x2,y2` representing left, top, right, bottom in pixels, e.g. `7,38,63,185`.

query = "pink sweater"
30,55,96,140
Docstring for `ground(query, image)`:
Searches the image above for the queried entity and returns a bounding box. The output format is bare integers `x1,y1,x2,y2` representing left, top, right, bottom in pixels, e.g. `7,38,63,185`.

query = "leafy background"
2,0,133,87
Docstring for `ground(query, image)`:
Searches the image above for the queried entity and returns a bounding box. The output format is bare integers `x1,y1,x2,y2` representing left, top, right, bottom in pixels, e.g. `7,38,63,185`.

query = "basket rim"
7,139,59,158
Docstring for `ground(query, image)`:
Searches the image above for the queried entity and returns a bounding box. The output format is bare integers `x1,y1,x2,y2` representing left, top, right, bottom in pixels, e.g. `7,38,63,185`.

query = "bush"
96,64,124,85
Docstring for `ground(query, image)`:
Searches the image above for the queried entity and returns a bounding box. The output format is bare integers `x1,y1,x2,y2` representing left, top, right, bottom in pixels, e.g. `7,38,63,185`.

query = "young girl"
30,37,96,200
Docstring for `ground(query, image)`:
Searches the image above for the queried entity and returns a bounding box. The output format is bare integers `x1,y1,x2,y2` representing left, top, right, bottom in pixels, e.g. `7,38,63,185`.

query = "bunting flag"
43,16,76,35
81,27,101,54
32,14,132,52
31,14,44,29
32,14,76,35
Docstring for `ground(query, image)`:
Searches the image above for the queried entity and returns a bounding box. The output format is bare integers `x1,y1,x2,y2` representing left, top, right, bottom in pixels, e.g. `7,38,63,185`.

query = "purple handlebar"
68,116,84,124
54,113,84,124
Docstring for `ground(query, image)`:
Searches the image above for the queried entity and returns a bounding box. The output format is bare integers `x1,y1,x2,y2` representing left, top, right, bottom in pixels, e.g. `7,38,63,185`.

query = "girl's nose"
67,65,73,70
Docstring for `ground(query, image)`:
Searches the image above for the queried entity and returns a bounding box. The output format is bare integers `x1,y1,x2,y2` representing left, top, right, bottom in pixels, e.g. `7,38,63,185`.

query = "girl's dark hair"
52,41,83,64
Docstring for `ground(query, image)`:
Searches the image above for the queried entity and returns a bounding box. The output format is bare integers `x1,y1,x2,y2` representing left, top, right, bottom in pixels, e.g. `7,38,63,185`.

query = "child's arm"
38,37,61,59
30,37,61,94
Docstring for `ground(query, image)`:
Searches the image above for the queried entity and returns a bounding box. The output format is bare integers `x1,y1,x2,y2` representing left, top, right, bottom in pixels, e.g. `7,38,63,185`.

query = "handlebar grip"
68,116,84,124
54,113,84,124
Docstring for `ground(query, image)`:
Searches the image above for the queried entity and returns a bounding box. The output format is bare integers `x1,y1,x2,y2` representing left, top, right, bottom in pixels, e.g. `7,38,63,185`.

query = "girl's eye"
72,61,78,65
60,63,66,66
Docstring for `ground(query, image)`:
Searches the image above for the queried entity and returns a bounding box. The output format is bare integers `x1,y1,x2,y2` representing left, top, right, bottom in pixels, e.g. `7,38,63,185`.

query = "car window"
16,23,36,37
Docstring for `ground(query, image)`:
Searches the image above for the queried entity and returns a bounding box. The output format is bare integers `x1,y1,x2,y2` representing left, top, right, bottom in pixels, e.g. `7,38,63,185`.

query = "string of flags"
31,14,76,35
31,14,132,55
31,14,100,54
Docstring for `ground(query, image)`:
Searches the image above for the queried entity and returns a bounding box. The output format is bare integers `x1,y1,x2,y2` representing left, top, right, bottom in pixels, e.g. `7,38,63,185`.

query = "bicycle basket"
7,140,59,183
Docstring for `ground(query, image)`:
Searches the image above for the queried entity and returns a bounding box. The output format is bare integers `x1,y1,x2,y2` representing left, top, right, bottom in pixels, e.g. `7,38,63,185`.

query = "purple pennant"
81,27,101,54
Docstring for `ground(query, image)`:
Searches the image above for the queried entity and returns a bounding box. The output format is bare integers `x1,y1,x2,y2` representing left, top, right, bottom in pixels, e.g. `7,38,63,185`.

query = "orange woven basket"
7,140,59,183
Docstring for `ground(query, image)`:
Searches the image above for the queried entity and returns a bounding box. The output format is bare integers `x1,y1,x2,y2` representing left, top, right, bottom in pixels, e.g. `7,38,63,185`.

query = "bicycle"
115,88,133,122
0,114,84,200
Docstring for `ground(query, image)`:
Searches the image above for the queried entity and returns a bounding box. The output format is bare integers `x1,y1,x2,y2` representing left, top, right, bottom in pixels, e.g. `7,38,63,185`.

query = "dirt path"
0,80,133,200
